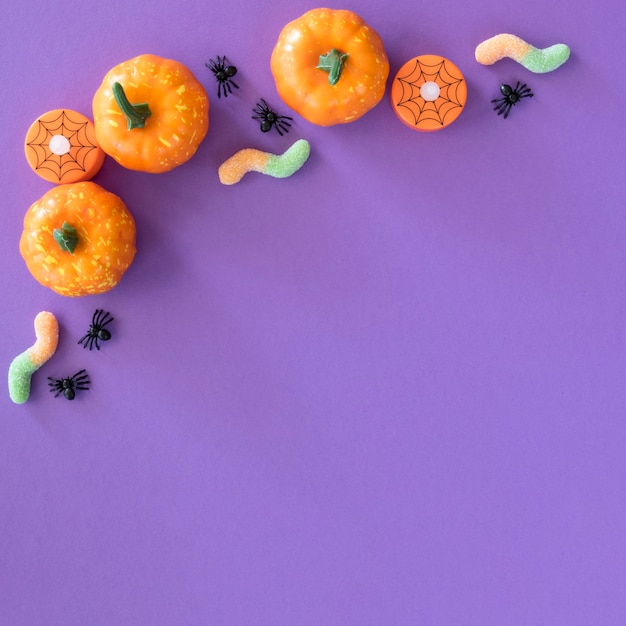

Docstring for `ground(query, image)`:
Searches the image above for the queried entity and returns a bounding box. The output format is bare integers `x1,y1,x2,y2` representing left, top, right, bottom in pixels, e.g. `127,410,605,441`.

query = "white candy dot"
49,134,71,156
420,81,440,102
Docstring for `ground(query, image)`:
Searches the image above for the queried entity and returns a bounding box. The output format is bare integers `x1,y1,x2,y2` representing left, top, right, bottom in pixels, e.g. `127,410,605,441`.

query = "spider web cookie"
391,55,467,131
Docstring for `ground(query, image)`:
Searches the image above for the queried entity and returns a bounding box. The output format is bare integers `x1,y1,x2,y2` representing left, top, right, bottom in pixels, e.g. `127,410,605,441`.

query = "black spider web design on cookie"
394,58,465,128
25,110,99,181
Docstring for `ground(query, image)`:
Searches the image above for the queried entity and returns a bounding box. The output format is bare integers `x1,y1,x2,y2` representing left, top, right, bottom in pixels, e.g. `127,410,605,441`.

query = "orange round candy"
24,109,105,183
390,55,467,132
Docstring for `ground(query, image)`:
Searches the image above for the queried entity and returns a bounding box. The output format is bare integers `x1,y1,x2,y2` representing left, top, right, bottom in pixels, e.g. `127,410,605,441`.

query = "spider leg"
223,81,239,98
100,311,114,327
264,99,280,114
48,379,64,397
253,102,269,117
71,372,91,392
276,121,292,135
494,101,511,117
79,333,96,350
93,309,106,326
492,98,508,113
210,56,226,72
71,369,89,382
518,86,534,99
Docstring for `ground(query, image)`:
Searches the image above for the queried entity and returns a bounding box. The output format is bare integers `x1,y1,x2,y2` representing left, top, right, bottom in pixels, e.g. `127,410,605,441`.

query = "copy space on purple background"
1,0,625,624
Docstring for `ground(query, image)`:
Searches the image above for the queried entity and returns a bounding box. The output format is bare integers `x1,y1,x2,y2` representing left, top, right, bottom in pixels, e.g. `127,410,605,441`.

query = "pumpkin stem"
317,49,349,86
53,222,78,254
112,82,152,130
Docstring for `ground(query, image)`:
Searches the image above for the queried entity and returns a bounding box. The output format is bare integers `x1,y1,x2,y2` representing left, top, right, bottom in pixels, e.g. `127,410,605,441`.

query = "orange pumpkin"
92,54,209,173
20,182,136,296
270,8,389,126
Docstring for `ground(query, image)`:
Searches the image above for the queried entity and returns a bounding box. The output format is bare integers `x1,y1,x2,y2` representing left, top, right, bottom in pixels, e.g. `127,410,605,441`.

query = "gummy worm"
475,34,570,73
8,311,59,404
218,138,311,185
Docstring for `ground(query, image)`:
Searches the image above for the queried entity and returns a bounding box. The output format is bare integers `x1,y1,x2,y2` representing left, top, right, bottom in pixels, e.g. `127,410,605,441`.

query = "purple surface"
1,0,625,624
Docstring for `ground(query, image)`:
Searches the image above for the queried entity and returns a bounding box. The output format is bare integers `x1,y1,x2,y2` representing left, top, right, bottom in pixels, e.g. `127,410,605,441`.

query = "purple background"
1,0,625,624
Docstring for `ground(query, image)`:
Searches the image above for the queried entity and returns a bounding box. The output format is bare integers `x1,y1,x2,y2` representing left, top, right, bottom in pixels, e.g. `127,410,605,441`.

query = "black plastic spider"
78,309,114,351
48,370,90,400
252,98,293,135
492,82,533,119
206,55,239,98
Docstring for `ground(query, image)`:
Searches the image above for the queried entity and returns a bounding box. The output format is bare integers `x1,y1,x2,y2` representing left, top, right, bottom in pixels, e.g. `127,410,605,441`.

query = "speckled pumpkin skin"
270,9,389,126
20,182,137,296
92,54,209,173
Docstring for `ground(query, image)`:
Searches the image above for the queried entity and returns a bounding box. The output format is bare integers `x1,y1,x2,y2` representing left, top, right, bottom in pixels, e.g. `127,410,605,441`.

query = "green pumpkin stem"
112,82,152,130
53,222,78,254
317,49,349,86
